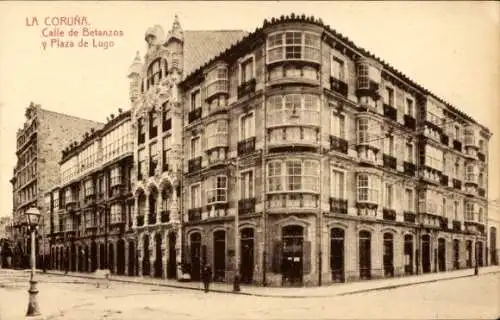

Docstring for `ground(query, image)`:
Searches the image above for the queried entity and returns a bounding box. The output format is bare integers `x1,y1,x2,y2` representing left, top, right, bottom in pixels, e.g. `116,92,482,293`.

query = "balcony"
440,174,449,187
383,154,397,170
420,212,441,228
477,152,485,162
453,140,462,152
149,126,158,139
162,118,172,132
138,133,145,145
452,220,461,232
237,137,256,157
464,221,485,235
403,161,416,177
188,156,202,173
238,197,256,215
136,215,144,227
148,213,156,225
237,78,256,99
440,134,449,146
403,211,416,223
403,115,416,131
160,210,170,223
383,208,396,221
452,178,462,190
267,194,319,211
188,208,202,222
329,198,348,214
383,104,397,122
330,77,348,98
267,127,319,151
330,136,348,154
478,188,486,197
188,107,202,124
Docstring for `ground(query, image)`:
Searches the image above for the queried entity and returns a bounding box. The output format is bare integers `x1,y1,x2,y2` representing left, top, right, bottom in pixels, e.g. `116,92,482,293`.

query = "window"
267,94,320,127
464,128,474,145
405,188,414,211
357,118,369,144
331,57,344,80
149,142,158,170
53,192,59,210
190,136,201,158
146,58,164,89
478,171,484,187
267,159,319,192
331,170,345,199
405,142,413,162
466,165,476,182
84,179,94,197
454,201,459,220
206,176,228,204
442,198,447,217
331,112,345,139
384,183,393,208
191,89,201,111
385,87,394,106
426,101,443,125
478,208,483,223
206,120,228,150
138,118,145,144
357,174,379,203
138,148,145,179
479,139,484,152
110,204,122,224
267,31,320,63
425,145,444,171
240,57,254,84
405,98,414,116
455,126,461,141
240,113,255,140
149,111,158,138
110,167,121,187
465,202,474,221
190,184,201,209
240,170,254,199
384,134,394,156
454,160,460,179
206,66,229,98
162,135,171,171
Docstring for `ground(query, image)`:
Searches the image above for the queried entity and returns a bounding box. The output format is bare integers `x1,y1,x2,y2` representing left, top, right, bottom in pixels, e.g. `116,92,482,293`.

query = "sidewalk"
42,265,500,298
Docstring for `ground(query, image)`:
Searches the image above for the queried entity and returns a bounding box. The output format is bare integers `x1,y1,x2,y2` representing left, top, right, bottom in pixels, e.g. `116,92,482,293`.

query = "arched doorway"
117,239,125,275
128,240,135,276
359,230,371,280
383,233,394,277
91,241,98,272
142,235,150,276
477,241,484,267
330,228,345,282
167,232,177,279
438,238,446,272
240,228,254,284
190,233,201,281
213,230,226,282
154,233,163,278
466,240,472,268
490,227,498,265
404,234,414,275
421,235,431,273
453,239,460,269
282,225,304,286
108,243,114,274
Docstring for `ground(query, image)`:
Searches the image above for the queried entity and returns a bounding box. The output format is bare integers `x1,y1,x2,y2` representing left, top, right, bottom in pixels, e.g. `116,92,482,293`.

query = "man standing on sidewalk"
202,264,212,293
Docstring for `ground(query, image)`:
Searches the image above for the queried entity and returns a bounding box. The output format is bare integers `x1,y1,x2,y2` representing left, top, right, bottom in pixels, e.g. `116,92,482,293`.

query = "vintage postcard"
0,1,499,319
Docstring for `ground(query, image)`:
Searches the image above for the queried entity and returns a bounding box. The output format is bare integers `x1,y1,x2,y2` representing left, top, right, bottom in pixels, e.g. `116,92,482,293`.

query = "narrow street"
0,269,498,319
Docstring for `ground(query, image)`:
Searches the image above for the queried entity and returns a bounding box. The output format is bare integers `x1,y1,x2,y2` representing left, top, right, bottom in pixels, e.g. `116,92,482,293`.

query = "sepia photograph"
0,1,499,319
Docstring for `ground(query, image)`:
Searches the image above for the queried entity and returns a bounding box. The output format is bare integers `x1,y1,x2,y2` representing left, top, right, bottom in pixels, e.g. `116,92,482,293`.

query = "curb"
39,269,500,299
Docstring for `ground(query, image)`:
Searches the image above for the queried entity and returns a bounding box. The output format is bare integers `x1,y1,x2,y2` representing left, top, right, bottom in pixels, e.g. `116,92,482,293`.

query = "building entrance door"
240,228,254,284
190,233,201,281
438,238,446,272
282,225,304,287
167,232,177,279
330,228,345,282
421,235,431,273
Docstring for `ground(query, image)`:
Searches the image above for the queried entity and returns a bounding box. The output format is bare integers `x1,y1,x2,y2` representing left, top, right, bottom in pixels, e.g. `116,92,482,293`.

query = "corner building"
175,15,491,287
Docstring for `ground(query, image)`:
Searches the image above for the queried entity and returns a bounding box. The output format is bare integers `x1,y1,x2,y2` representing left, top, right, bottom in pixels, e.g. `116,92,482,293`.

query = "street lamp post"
25,207,42,318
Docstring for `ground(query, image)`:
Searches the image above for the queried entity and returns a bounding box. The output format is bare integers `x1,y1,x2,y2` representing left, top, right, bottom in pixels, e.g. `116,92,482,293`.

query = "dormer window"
267,31,321,64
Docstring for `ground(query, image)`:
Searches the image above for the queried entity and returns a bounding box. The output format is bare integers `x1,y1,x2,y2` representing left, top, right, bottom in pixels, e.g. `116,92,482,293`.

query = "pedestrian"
202,264,212,293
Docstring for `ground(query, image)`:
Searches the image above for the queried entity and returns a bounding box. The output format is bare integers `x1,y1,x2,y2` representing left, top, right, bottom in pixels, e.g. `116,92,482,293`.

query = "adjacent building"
44,14,492,287
10,103,102,268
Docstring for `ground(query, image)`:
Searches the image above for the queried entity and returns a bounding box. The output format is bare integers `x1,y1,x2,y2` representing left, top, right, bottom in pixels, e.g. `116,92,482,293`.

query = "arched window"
146,58,167,90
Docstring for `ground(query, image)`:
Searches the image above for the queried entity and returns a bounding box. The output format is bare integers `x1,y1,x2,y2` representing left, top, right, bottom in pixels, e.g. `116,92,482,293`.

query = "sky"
0,1,499,218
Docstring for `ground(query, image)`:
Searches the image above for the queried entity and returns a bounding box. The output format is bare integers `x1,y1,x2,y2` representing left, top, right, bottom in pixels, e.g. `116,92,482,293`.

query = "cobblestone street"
0,269,498,319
